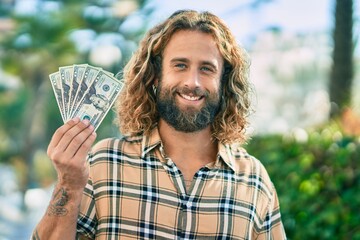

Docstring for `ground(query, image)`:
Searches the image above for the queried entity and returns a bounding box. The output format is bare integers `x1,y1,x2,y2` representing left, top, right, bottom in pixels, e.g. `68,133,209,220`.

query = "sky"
146,0,360,133
12,0,359,50
148,0,359,48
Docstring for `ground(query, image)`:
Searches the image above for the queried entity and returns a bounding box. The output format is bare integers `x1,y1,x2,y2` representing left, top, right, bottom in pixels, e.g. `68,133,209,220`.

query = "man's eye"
200,66,212,72
175,64,186,69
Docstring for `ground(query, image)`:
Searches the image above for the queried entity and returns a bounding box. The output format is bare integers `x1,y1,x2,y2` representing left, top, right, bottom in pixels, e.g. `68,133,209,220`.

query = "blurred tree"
1,1,83,197
0,0,150,209
246,125,360,239
329,0,354,118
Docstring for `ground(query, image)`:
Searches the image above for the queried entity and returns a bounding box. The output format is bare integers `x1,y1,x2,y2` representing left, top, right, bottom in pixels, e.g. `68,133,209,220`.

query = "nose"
183,68,201,88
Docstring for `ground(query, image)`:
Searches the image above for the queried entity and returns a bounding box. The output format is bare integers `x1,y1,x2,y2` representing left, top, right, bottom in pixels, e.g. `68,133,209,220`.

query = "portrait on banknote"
49,64,123,130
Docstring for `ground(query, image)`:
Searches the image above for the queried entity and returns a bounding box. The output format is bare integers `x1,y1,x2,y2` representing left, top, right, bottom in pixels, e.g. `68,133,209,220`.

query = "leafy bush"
246,124,360,240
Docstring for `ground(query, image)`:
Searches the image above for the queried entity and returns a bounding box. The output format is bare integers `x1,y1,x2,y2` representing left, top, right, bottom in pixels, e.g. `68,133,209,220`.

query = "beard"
156,82,222,133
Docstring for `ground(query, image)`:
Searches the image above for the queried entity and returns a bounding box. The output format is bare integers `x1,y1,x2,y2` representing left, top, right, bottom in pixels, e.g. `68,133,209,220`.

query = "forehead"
163,30,223,65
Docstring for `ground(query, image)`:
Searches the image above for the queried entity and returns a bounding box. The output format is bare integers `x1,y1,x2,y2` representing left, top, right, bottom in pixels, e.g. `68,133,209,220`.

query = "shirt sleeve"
76,158,98,239
255,184,287,240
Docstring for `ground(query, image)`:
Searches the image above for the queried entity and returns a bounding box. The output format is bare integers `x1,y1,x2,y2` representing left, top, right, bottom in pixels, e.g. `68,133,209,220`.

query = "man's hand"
31,118,97,240
47,118,97,190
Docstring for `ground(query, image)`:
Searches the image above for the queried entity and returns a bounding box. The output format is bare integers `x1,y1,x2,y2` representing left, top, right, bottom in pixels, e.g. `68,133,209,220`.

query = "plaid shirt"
77,127,286,239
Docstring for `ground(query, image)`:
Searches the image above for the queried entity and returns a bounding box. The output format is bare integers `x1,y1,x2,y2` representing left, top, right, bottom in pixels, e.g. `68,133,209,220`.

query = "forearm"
31,184,84,240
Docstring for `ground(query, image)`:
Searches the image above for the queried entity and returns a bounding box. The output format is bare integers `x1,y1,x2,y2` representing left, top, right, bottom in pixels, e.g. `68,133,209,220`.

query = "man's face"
156,30,224,133
90,95,107,109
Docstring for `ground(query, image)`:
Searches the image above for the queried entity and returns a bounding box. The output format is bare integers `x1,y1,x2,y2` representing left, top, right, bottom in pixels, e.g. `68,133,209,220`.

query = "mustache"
172,86,209,97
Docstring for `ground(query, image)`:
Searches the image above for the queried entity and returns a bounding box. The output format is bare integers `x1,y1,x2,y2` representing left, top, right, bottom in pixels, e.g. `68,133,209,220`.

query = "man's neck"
158,120,218,168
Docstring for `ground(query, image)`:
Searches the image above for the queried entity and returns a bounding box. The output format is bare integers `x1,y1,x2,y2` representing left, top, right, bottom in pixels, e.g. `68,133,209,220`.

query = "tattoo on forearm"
47,187,69,216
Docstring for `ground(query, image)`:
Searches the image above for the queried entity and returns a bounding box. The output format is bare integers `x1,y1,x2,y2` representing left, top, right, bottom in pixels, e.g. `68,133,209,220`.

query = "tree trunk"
329,0,354,118
19,72,48,211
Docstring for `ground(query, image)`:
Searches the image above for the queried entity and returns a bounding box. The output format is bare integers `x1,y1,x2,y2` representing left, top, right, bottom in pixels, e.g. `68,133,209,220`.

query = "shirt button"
166,159,173,166
186,202,192,208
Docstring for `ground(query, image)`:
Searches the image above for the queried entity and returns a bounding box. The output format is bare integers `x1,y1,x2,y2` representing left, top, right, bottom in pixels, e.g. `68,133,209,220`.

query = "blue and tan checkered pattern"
77,128,286,239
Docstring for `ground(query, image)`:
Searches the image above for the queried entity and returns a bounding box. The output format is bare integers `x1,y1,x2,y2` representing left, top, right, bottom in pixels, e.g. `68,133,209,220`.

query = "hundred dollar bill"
72,70,123,130
59,65,73,120
49,72,66,122
71,65,100,117
68,64,88,116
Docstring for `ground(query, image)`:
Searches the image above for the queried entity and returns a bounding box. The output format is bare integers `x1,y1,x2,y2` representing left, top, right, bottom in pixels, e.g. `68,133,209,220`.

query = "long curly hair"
116,10,252,144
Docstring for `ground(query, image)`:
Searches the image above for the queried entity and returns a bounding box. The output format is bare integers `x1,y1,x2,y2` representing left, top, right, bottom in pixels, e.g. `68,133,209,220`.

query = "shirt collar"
141,127,162,159
140,127,238,173
217,143,238,173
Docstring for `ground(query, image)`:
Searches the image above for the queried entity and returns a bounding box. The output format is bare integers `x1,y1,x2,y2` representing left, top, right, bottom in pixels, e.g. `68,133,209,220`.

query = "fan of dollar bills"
49,64,123,131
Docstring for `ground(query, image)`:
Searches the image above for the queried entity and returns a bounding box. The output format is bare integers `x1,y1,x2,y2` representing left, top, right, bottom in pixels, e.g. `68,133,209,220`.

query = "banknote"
49,72,66,122
59,65,73,120
70,65,100,117
49,64,123,130
71,70,123,130
68,64,88,117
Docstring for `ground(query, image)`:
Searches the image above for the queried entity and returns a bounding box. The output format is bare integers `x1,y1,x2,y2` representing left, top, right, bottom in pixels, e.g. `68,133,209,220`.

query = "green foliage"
0,87,28,163
0,88,27,133
0,0,151,191
246,124,360,239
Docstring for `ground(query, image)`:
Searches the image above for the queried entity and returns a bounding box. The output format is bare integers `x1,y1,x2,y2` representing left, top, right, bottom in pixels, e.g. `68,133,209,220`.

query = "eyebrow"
170,57,219,71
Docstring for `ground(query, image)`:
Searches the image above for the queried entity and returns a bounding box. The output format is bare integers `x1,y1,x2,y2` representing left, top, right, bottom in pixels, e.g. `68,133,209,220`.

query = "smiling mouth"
178,93,203,101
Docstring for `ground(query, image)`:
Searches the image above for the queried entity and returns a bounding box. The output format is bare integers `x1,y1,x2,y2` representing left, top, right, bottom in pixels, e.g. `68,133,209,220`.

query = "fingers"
64,123,95,159
73,131,97,161
47,118,96,161
57,119,92,153
48,118,80,153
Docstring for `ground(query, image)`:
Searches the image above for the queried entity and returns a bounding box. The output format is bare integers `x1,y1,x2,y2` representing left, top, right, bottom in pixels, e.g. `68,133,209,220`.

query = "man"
32,10,286,239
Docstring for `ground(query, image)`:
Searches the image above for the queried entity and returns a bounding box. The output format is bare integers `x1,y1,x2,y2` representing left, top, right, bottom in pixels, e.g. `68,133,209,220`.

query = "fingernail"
82,119,90,125
69,117,79,124
88,124,94,131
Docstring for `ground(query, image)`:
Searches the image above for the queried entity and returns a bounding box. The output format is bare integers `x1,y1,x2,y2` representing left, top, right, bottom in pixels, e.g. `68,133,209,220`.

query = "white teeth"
179,93,201,101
